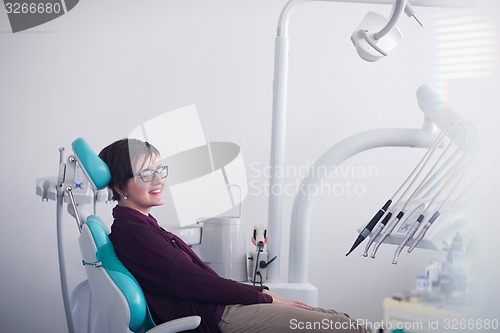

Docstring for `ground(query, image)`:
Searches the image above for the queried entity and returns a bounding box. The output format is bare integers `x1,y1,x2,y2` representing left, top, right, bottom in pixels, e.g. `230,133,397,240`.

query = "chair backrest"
79,215,155,332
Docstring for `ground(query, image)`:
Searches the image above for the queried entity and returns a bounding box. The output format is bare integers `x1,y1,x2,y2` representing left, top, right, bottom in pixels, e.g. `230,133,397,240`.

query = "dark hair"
98,138,160,201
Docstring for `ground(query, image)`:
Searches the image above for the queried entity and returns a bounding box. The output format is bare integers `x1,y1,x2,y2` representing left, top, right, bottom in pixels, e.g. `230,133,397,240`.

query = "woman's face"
119,154,166,215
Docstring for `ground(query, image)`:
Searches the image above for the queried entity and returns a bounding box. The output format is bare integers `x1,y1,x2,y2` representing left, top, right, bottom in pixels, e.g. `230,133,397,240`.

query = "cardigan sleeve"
110,219,273,306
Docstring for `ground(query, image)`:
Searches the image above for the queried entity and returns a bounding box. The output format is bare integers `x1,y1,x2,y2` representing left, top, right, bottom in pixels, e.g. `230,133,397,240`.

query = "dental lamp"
351,0,422,62
267,0,477,287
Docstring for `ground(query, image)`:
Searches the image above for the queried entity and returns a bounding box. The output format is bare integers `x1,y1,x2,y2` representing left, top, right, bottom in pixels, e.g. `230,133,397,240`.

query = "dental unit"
347,123,460,257
34,1,481,330
364,124,457,258
365,121,475,259
356,130,454,258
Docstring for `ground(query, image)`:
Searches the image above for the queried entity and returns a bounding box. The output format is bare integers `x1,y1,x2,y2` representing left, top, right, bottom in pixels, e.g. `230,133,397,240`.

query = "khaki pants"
219,304,372,333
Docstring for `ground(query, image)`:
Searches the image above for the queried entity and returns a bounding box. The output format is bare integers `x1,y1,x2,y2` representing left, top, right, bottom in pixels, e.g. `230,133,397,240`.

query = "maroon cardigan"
109,206,272,333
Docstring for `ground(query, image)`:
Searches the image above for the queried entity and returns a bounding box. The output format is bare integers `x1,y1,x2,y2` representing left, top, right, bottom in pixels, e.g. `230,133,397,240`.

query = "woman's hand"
262,289,313,310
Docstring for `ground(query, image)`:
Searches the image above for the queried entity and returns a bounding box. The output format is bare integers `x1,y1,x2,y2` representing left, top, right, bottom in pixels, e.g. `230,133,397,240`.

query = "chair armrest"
146,316,201,333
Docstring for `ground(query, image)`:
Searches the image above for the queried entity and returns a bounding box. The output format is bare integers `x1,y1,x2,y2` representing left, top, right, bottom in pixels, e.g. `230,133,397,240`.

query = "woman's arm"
111,221,272,306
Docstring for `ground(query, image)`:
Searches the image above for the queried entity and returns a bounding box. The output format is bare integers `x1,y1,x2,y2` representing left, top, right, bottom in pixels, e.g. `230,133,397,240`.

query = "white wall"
1,1,499,332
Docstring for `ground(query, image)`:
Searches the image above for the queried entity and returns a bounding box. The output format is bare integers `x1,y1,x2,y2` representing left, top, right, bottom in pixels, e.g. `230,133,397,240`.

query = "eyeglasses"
134,165,168,182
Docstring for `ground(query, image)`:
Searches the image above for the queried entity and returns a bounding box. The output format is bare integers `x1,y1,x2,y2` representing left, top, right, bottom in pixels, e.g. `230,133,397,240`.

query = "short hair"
98,138,160,201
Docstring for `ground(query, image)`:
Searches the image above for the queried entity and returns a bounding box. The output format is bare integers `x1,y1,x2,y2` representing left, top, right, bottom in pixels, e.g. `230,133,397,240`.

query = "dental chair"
69,138,201,332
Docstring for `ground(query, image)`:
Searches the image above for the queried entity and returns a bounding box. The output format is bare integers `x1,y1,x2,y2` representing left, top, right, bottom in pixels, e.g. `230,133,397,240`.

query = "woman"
99,138,370,333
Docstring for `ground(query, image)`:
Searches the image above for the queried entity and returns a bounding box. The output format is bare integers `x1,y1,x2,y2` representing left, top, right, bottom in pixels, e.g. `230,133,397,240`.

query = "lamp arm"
277,0,468,37
373,0,406,40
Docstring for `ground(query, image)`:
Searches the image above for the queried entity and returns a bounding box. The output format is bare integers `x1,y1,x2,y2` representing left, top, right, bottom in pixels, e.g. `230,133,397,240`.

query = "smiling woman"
97,137,370,333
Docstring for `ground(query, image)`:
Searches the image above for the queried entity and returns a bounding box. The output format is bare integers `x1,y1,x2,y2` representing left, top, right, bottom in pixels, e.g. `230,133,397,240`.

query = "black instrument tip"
345,235,364,257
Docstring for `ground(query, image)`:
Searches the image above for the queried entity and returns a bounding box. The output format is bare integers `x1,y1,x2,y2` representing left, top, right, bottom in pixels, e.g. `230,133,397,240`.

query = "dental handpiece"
370,211,404,258
407,211,441,253
346,199,392,256
392,214,425,264
362,211,392,257
368,126,459,259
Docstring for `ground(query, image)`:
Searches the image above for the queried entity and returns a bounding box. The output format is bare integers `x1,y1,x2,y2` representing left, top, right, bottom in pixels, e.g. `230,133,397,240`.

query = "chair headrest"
72,138,111,190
